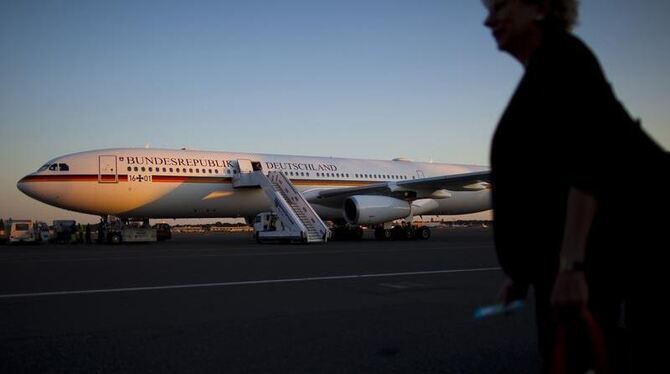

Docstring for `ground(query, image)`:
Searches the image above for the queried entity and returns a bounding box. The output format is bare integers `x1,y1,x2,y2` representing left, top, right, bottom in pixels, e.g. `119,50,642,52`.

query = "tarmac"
0,227,540,373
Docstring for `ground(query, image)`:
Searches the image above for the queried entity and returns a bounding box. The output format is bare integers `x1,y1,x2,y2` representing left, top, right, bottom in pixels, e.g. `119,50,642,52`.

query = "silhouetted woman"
483,0,668,372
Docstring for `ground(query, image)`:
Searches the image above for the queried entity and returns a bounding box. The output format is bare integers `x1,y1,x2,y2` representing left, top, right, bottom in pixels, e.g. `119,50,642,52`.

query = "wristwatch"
559,257,585,272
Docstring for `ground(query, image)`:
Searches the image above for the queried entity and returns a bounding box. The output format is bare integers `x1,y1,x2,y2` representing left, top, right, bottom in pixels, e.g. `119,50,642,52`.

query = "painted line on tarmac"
0,245,494,264
0,267,501,299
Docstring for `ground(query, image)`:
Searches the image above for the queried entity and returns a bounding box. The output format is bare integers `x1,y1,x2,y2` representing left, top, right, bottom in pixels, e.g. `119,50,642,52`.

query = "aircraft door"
236,159,254,174
416,170,425,179
99,155,118,183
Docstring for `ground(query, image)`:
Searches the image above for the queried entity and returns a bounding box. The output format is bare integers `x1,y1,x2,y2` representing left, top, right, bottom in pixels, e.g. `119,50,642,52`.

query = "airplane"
17,148,491,240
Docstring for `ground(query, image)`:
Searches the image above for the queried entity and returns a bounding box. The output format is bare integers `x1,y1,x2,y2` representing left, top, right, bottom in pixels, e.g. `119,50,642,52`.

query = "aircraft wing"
305,170,490,206
394,170,490,191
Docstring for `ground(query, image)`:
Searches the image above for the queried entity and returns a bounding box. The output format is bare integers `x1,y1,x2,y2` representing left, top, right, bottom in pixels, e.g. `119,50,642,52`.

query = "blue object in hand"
473,300,525,320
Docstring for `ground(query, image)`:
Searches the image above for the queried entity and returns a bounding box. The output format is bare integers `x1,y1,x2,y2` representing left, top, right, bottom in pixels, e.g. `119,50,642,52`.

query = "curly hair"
532,0,579,31
483,0,579,31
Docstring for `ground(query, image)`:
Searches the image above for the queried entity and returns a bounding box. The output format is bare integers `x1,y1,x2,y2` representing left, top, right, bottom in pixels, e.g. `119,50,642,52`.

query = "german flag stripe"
20,175,103,182
151,176,232,183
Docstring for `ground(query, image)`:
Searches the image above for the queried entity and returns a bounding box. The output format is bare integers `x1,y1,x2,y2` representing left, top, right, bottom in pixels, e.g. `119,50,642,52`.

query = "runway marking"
0,245,494,264
0,267,501,299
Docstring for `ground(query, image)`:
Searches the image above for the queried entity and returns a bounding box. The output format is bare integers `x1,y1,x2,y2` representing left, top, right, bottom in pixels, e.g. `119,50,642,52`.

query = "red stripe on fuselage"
19,175,103,182
19,174,378,187
151,176,232,183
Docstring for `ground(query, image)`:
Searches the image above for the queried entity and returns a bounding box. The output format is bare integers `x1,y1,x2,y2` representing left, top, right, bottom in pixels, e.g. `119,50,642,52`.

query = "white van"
9,220,37,244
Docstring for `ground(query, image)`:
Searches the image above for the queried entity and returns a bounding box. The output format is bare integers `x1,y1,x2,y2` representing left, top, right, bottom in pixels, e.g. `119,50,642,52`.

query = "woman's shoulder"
552,32,597,60
531,30,605,82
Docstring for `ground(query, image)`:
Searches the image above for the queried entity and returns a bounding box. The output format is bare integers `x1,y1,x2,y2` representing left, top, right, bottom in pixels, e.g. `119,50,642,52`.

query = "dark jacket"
490,30,668,285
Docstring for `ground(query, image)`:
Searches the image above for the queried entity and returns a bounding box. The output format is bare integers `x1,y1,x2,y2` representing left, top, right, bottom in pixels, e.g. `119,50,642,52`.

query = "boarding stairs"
232,167,330,243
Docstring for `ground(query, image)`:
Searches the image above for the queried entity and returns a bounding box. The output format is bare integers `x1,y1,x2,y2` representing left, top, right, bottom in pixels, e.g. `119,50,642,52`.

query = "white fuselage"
17,148,491,221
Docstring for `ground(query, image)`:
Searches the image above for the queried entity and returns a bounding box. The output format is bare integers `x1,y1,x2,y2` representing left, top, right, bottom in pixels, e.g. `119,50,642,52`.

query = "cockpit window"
58,163,69,171
38,164,50,172
48,164,58,171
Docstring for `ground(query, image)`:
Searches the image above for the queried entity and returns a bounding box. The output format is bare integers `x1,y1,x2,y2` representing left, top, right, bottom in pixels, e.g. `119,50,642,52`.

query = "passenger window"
141,167,146,172
163,167,167,172
169,168,173,172
134,167,139,172
127,166,132,172
149,167,153,172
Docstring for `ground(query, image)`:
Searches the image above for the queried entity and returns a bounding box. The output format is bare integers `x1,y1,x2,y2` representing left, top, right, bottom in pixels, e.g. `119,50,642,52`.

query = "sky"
1,0,669,223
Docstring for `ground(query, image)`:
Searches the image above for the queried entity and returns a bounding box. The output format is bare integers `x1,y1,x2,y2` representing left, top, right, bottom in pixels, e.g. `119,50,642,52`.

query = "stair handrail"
268,171,330,241
252,172,308,237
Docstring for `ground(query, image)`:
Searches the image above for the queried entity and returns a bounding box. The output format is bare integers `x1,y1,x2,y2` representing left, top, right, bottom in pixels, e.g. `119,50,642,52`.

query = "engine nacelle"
344,195,410,225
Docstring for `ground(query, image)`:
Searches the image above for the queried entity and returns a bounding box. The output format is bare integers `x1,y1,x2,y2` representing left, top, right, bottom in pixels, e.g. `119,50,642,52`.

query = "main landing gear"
374,225,431,241
329,223,431,241
330,225,365,241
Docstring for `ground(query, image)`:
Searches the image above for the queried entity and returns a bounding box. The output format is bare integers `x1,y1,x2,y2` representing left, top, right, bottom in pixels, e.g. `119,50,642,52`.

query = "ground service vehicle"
253,212,310,243
9,220,37,244
106,219,157,244
153,223,172,241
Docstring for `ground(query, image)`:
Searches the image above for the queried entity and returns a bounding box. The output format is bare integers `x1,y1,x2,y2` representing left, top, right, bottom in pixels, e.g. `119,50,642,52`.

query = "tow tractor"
253,212,308,243
104,217,157,244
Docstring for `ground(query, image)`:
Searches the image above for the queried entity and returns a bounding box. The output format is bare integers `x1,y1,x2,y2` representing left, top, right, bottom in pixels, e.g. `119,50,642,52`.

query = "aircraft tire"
374,228,392,241
418,227,431,240
354,227,364,240
110,233,122,245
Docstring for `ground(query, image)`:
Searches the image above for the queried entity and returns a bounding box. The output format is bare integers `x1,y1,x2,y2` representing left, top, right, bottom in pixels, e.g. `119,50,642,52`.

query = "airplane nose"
17,177,27,193
17,175,37,199
17,174,69,209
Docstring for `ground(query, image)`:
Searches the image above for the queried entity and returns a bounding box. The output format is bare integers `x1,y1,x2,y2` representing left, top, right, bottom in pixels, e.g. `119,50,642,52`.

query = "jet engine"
344,195,411,225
